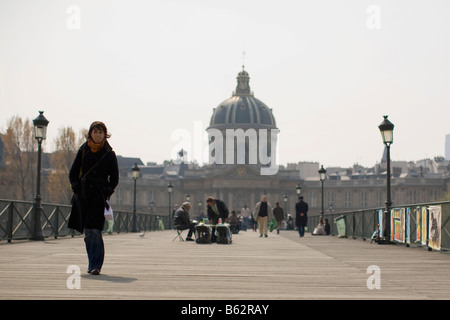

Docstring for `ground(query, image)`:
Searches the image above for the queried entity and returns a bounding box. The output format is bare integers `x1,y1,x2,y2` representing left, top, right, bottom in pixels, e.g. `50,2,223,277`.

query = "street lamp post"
131,163,140,232
185,194,190,202
168,183,173,228
31,111,49,240
150,201,155,214
283,194,288,213
318,165,326,219
378,115,394,244
296,184,302,198
150,200,155,229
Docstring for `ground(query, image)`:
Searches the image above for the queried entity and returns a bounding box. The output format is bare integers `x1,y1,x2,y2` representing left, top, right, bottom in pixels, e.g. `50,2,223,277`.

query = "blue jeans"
242,217,248,231
84,228,104,271
298,226,305,237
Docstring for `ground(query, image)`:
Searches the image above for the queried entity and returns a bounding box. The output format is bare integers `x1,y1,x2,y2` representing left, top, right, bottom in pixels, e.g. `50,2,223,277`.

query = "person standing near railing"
295,196,308,238
68,121,119,275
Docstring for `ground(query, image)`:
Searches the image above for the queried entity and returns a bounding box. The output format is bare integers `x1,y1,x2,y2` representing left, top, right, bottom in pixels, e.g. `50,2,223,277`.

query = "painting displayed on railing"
405,208,411,245
389,204,443,250
428,205,442,251
306,201,449,251
377,209,383,238
390,208,405,243
415,206,428,246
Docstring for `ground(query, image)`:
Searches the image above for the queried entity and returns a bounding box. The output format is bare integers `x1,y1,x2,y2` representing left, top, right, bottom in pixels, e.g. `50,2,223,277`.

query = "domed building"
111,67,447,227
175,67,286,211
207,67,279,168
209,67,277,130
114,67,294,218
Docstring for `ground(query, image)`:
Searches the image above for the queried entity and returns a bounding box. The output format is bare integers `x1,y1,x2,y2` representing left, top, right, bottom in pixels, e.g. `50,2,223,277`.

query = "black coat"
173,207,191,229
207,199,229,224
295,200,309,227
68,141,119,233
273,206,285,221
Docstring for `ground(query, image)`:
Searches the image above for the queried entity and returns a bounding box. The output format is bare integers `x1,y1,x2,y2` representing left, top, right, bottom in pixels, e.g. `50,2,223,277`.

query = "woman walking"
68,121,119,275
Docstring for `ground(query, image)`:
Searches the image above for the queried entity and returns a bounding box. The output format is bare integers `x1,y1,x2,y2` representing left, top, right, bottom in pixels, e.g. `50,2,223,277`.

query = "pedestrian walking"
251,214,257,232
254,195,273,237
272,202,285,234
295,196,308,237
68,121,119,275
240,205,251,231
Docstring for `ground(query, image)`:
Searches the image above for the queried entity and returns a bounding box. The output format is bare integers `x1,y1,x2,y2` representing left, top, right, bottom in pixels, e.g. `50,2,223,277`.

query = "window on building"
309,192,317,208
409,189,418,204
344,191,352,208
326,191,336,205
376,191,383,207
360,191,368,208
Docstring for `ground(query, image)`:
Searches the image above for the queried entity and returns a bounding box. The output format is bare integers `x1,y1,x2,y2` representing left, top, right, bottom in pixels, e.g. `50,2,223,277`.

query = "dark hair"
86,121,111,140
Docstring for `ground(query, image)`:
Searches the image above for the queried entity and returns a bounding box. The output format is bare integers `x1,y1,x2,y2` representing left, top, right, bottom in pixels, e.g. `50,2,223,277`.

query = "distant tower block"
446,134,450,160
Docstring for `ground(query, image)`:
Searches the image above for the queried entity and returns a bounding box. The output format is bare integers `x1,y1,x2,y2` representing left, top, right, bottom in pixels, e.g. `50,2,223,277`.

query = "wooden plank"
1,230,450,300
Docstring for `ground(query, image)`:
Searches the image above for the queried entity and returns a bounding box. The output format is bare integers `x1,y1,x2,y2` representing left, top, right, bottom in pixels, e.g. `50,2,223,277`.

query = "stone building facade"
110,69,449,218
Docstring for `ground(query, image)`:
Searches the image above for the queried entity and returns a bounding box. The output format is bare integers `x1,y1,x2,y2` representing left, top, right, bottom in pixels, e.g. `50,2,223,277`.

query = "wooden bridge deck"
1,229,450,301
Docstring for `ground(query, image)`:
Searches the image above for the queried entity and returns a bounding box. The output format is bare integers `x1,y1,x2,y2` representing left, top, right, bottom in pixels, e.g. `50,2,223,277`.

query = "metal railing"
307,201,450,251
0,199,169,243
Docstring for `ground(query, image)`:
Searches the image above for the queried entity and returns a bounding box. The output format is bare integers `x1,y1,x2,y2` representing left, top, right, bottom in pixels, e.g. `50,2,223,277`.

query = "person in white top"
240,205,251,231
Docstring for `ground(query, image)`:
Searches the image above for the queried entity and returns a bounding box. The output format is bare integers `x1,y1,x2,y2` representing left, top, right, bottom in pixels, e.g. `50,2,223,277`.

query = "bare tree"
0,115,37,201
46,126,79,204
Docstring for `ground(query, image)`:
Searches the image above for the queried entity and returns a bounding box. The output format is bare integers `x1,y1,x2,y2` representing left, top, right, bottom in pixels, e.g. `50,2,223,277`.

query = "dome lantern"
234,66,252,97
208,68,277,130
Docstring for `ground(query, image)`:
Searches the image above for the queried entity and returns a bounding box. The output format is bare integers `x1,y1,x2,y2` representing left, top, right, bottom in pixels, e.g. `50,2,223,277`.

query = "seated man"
324,218,331,235
228,210,240,234
312,219,326,235
173,202,196,241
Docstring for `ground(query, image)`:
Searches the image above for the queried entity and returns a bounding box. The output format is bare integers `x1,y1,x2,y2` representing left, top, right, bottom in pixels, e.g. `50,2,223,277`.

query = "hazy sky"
1,0,449,168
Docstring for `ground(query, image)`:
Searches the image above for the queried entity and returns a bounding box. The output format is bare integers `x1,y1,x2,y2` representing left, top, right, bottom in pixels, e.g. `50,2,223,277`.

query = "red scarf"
87,139,105,153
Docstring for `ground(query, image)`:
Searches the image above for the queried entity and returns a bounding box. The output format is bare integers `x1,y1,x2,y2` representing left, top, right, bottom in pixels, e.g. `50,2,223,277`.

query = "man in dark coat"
206,196,229,242
295,196,308,237
206,197,229,224
173,202,196,241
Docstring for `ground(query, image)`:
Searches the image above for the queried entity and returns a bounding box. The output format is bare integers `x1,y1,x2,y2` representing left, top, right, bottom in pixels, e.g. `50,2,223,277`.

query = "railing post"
352,212,355,239
54,206,59,239
362,210,366,240
426,207,431,251
115,211,120,233
7,202,14,243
